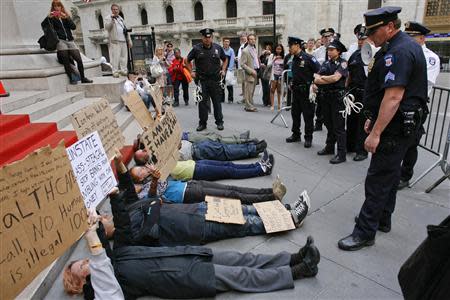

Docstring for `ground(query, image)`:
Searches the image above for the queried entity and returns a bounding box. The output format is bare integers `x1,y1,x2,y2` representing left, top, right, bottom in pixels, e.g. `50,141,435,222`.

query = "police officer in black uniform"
347,25,369,162
286,37,321,148
186,28,228,131
338,7,427,251
313,39,349,164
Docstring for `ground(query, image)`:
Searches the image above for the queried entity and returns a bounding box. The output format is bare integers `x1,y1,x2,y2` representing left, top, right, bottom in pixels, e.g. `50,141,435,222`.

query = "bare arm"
314,72,342,85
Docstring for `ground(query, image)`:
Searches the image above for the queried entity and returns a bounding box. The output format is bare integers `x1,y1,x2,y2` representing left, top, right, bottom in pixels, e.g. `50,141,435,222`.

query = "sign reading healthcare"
66,131,117,209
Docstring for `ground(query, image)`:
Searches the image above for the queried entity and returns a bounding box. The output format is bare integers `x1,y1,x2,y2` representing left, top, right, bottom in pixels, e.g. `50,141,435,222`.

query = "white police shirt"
313,46,327,65
422,44,440,97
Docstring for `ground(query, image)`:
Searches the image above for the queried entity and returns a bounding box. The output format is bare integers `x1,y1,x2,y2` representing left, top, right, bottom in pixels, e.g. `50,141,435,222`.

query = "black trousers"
198,78,223,126
353,132,417,239
321,90,347,157
174,79,189,104
291,85,315,141
315,93,323,126
347,88,368,155
400,127,425,181
58,49,85,80
220,76,234,103
183,180,275,204
261,78,270,106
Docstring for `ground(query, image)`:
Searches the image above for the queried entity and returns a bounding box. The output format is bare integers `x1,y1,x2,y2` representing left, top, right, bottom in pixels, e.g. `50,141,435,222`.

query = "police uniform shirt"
364,31,427,130
292,52,320,85
347,49,367,89
187,42,226,79
422,44,440,96
318,57,349,89
313,46,327,65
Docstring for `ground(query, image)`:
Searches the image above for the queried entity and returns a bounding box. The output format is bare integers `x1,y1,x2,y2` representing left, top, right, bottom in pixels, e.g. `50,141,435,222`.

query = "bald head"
134,149,149,166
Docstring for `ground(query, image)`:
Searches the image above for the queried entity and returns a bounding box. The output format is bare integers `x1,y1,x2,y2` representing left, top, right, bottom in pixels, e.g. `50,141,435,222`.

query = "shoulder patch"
311,56,317,63
341,62,347,69
384,54,394,67
429,57,436,66
385,71,395,83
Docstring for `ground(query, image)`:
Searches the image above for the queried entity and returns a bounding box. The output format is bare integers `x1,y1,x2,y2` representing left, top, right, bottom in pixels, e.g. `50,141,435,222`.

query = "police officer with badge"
338,7,427,251
397,21,441,189
286,37,320,148
186,28,228,131
313,39,349,164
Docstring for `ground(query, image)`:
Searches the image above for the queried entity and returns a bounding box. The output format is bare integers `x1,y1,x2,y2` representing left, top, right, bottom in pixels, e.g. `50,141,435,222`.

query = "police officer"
346,25,369,162
338,7,427,251
285,37,320,148
398,21,441,189
186,28,228,131
313,28,335,132
313,39,349,164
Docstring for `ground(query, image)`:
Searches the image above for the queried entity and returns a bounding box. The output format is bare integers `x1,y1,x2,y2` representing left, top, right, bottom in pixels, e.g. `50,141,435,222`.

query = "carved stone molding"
95,9,102,17
163,0,173,8
71,7,80,21
138,3,146,11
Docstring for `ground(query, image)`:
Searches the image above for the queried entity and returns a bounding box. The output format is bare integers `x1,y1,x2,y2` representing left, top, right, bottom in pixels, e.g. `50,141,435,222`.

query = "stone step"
0,90,50,113
67,76,126,103
36,98,122,129
9,92,85,121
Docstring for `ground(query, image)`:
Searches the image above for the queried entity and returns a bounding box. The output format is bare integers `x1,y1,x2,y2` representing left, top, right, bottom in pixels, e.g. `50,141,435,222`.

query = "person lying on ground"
106,150,309,247
133,149,275,181
63,209,320,299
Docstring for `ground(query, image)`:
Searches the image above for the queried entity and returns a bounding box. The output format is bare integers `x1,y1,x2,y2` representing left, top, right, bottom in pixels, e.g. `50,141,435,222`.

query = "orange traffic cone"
0,81,9,97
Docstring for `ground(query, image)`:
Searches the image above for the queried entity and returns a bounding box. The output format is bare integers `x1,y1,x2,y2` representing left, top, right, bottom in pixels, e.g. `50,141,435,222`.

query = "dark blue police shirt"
364,31,427,130
292,51,320,85
318,57,349,90
348,49,367,89
187,42,226,79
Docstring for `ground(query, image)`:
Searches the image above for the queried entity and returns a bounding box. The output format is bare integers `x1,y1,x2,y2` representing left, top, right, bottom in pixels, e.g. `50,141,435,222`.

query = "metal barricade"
270,70,292,128
410,86,450,193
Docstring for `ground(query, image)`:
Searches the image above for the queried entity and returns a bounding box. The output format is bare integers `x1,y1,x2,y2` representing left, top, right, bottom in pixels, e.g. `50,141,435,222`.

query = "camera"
123,27,132,35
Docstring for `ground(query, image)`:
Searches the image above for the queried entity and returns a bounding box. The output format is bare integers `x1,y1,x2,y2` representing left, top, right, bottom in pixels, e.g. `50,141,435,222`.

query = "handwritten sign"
253,201,296,233
140,106,182,180
205,196,246,224
0,144,86,300
71,98,125,160
146,83,163,114
66,131,117,209
121,91,155,129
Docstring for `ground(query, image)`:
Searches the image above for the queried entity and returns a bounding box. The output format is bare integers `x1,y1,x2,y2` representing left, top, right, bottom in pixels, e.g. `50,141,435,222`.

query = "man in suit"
240,34,260,112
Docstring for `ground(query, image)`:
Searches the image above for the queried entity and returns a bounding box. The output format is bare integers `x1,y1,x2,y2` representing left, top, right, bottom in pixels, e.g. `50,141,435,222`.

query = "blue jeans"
193,160,264,181
142,93,156,110
192,140,257,161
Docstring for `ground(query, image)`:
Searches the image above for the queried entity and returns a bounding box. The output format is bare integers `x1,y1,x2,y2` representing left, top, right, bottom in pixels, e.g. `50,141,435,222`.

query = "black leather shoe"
196,124,207,131
173,102,179,107
217,124,224,131
338,234,375,251
81,77,93,83
317,147,334,155
185,101,189,106
304,140,312,148
397,179,409,190
355,216,391,233
330,155,346,164
353,153,368,161
286,135,301,143
314,123,322,131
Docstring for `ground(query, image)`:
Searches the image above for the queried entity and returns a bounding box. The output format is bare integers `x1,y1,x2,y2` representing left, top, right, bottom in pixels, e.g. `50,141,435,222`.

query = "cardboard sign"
71,98,125,160
205,196,245,224
0,144,86,300
146,83,163,114
121,91,154,129
66,131,117,209
253,201,296,233
140,106,182,180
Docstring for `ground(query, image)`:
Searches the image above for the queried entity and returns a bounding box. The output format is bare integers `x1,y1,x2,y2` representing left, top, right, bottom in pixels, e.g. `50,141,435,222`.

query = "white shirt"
237,43,246,69
313,46,327,65
422,44,440,97
114,17,126,42
179,140,193,161
124,79,136,94
343,42,358,61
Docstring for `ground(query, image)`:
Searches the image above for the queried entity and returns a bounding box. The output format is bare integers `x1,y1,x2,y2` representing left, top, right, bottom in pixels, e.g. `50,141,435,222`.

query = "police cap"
404,21,430,36
319,28,335,36
200,28,214,37
288,36,304,46
354,24,362,35
364,6,402,36
327,39,347,53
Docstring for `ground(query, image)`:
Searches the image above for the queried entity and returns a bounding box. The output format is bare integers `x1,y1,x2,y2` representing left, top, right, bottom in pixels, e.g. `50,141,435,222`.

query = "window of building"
98,14,104,29
194,1,204,20
262,1,273,15
426,0,448,16
367,0,382,9
166,5,174,23
226,0,237,18
141,8,148,25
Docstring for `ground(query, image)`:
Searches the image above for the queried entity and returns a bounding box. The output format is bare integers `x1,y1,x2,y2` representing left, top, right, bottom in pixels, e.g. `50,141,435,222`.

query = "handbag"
150,62,164,78
182,58,193,83
225,70,236,86
38,17,59,51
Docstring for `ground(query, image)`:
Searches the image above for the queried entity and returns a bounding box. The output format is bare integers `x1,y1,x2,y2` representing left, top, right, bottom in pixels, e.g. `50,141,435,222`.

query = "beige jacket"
105,14,132,45
240,46,258,83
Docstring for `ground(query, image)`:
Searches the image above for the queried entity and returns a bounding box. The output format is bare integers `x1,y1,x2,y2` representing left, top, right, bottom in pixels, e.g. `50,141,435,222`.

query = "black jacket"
41,16,75,41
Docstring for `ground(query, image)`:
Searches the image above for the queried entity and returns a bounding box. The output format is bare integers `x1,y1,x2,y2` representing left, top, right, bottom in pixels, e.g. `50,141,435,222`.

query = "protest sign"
71,98,125,160
253,201,296,233
66,131,117,209
121,91,154,129
0,143,86,300
205,196,245,225
140,106,182,179
146,83,163,113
